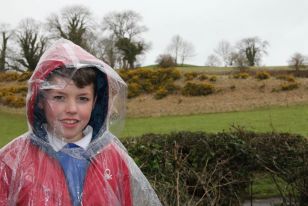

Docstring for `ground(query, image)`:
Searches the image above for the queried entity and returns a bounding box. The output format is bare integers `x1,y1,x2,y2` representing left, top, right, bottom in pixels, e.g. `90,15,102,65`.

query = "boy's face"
41,77,96,142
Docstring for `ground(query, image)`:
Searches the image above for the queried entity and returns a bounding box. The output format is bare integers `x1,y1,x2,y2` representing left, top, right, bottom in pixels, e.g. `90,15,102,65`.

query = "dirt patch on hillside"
127,76,308,117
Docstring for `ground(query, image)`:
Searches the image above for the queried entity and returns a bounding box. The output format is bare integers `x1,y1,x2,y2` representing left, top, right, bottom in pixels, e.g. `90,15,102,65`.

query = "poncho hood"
26,39,127,142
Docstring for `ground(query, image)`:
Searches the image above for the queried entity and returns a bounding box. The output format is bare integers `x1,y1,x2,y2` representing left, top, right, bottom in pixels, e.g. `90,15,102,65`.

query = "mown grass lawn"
122,104,308,138
0,111,27,147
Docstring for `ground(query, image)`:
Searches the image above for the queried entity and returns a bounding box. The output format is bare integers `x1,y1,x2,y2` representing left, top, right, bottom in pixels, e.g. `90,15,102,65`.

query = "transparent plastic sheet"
0,39,162,206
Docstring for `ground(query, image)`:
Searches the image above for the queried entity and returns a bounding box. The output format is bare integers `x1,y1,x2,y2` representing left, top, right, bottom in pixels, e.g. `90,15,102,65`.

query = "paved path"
242,197,282,206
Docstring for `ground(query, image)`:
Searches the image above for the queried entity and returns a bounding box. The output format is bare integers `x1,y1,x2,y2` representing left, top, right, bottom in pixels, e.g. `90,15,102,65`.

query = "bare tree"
179,40,195,66
95,36,120,68
167,35,195,66
214,40,233,66
102,10,147,41
47,5,94,50
230,51,249,70
0,23,13,71
167,35,183,65
101,10,149,69
237,36,268,66
288,52,307,71
15,18,48,71
205,54,221,67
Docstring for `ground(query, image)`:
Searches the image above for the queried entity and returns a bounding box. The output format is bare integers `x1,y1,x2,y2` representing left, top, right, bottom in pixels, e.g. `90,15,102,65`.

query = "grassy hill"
126,68,308,117
1,67,308,118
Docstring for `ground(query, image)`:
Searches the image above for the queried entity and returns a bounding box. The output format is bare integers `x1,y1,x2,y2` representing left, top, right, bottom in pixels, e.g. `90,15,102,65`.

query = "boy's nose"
66,99,77,113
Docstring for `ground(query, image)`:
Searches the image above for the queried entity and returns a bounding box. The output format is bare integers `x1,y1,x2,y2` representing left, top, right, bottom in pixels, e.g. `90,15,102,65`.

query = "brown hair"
47,67,97,94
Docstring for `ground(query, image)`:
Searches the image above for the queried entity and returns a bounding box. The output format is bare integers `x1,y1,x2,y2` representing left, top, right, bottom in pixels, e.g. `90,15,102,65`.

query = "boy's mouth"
60,119,80,126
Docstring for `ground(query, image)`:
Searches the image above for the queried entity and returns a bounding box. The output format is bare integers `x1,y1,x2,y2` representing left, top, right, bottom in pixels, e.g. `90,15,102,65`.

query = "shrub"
0,71,19,81
184,72,198,81
123,131,255,205
242,132,308,205
139,79,155,93
122,131,308,205
255,71,271,80
154,81,180,99
0,95,25,107
233,72,250,79
155,54,176,68
18,72,32,82
154,68,181,83
11,96,26,107
209,75,217,82
127,82,142,98
154,87,169,99
2,85,28,93
182,82,215,96
280,82,299,91
198,74,208,81
276,74,296,82
119,68,181,98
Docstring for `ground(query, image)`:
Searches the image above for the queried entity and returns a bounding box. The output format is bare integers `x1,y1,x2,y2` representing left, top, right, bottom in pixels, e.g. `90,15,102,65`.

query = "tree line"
205,39,308,71
0,5,150,71
0,4,307,72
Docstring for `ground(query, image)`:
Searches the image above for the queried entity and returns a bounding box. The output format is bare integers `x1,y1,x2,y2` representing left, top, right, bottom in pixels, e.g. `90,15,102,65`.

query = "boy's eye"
79,96,90,102
53,95,65,101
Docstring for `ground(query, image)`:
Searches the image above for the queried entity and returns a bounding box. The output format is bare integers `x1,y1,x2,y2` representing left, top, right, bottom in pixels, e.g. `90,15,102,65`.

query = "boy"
0,39,162,206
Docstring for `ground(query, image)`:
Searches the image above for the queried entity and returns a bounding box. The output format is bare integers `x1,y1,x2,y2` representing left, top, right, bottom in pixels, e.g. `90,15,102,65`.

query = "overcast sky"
0,0,307,66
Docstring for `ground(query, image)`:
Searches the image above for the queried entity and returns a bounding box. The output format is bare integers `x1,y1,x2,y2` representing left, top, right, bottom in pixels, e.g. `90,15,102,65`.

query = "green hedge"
122,131,308,206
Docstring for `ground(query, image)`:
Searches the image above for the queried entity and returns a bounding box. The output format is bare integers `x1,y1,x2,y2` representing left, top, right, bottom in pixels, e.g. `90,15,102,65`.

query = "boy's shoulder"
0,134,32,162
91,140,128,165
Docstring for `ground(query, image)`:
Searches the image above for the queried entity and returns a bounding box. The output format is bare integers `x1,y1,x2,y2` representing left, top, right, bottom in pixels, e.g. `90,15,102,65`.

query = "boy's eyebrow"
49,90,92,96
77,92,92,96
48,90,67,95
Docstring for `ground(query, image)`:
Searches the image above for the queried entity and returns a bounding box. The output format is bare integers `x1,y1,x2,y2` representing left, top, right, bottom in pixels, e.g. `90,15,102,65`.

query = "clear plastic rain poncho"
0,39,162,206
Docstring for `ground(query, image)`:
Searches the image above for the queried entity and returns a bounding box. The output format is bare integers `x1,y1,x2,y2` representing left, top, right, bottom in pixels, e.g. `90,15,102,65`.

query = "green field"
0,111,28,147
122,104,308,138
1,104,307,147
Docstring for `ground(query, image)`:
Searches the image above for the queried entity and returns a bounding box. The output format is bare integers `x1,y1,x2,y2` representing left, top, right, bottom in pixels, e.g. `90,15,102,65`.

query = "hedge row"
122,131,308,206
